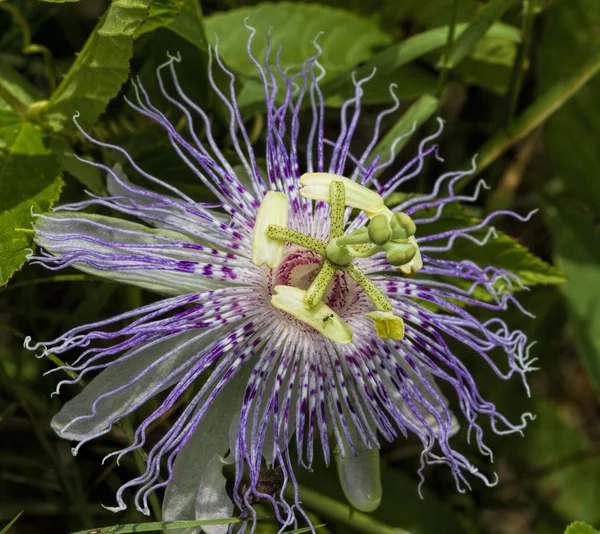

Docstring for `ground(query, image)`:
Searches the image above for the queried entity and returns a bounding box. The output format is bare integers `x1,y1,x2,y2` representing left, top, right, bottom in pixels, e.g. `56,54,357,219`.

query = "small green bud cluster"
330,211,417,268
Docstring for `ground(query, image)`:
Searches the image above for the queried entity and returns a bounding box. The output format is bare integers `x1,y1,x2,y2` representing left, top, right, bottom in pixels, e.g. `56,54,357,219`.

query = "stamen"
328,180,345,239
271,285,353,344
341,264,392,312
266,225,327,256
303,259,336,308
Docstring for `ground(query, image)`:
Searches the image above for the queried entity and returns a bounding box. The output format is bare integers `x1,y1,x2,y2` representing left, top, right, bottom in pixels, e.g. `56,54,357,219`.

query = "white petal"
251,191,289,268
163,365,253,531
195,455,231,534
34,212,224,296
52,330,209,441
335,426,382,512
106,164,231,230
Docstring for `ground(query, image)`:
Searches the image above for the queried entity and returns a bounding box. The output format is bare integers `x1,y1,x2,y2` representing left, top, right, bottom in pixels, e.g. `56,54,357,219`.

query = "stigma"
251,175,423,343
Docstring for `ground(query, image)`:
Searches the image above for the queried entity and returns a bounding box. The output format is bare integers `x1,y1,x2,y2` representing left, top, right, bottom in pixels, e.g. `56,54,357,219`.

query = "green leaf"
69,516,309,534
0,511,23,534
44,134,105,195
522,399,600,524
366,94,439,173
42,0,151,131
537,0,600,211
545,196,600,395
0,58,43,109
324,63,438,106
168,0,209,51
205,2,391,80
0,117,63,286
381,0,478,28
134,0,186,40
204,2,391,109
320,22,518,100
447,0,520,68
565,522,598,534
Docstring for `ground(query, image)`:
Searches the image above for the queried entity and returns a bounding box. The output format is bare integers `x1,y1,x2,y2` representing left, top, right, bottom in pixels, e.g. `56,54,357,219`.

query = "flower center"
270,248,357,316
252,173,424,344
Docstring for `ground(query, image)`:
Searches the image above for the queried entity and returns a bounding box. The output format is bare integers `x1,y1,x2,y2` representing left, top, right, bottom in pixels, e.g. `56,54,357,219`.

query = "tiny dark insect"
322,313,334,323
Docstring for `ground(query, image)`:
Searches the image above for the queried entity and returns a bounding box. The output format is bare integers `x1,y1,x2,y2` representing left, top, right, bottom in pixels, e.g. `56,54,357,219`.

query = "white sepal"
251,191,289,268
299,173,386,215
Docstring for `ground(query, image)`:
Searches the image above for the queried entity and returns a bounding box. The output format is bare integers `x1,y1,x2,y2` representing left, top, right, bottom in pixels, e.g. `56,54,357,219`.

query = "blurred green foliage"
0,0,599,533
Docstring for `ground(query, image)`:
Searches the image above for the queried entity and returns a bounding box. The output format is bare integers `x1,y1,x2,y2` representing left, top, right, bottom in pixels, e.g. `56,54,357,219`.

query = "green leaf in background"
565,522,598,534
42,0,151,131
204,2,391,108
0,114,63,286
134,0,186,40
523,399,600,525
0,59,43,112
69,517,321,534
44,135,105,195
321,22,519,100
366,94,439,172
537,0,600,212
451,23,519,94
545,196,600,395
168,0,209,51
0,511,23,534
379,0,478,28
206,2,391,80
447,0,520,68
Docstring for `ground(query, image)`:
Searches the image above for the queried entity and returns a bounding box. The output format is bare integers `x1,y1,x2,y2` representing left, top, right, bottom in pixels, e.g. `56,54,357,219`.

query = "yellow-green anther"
266,225,327,257
383,241,417,267
366,310,405,340
300,173,386,215
390,212,416,239
368,213,392,245
303,259,336,307
341,264,392,312
271,285,353,344
251,191,289,268
329,180,345,239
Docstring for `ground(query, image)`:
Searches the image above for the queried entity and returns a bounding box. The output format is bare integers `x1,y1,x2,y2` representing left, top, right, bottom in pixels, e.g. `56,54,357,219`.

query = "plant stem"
504,0,537,125
290,483,411,534
456,44,600,192
436,0,461,97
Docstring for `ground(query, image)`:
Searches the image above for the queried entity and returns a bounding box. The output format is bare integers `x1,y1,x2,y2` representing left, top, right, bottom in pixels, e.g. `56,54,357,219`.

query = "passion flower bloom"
25,30,537,533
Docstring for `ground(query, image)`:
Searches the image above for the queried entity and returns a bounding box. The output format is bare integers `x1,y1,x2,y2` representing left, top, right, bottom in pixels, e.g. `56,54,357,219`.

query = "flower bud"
390,212,416,239
368,213,392,245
